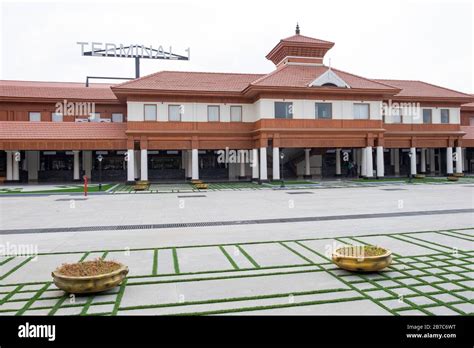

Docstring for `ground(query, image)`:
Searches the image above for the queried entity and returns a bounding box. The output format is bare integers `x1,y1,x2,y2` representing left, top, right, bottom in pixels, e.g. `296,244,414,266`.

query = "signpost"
78,42,190,78
97,155,103,191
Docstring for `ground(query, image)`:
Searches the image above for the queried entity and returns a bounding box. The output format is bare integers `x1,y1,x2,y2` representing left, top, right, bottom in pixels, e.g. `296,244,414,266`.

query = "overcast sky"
0,0,472,93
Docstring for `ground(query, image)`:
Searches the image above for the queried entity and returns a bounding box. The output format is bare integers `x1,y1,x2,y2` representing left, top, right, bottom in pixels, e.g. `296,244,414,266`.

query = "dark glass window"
315,103,332,119
422,109,432,124
274,102,293,119
440,109,450,124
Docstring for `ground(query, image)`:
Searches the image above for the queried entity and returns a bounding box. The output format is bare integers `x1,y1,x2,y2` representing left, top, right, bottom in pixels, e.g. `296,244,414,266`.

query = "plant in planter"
332,245,392,272
52,258,128,294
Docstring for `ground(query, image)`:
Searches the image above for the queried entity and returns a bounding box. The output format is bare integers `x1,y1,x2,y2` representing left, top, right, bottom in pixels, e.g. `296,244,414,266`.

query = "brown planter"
332,246,392,272
52,264,129,294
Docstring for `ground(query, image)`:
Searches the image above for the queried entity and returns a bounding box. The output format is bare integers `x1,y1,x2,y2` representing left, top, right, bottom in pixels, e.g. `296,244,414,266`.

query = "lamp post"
97,154,103,191
280,152,285,188
408,152,413,183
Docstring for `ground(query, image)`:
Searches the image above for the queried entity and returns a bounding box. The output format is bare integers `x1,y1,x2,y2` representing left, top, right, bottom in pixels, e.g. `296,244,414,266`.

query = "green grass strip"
48,295,69,316
172,248,180,274
219,246,239,270
152,249,159,275
16,282,51,316
111,279,128,316
236,245,260,268
79,251,90,262
80,296,95,315
174,296,364,316
435,231,474,242
101,251,109,259
119,287,350,312
0,256,15,266
279,242,313,264
0,256,33,281
0,285,24,305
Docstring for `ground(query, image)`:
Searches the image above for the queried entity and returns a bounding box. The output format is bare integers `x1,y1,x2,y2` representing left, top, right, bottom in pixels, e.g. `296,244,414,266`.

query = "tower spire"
295,23,300,35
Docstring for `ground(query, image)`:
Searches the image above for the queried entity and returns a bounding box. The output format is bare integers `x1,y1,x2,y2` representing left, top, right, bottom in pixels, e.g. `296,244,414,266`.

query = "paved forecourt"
0,228,472,316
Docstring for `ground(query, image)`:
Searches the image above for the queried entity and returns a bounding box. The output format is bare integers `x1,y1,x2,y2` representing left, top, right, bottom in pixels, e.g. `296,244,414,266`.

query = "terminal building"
1,27,473,183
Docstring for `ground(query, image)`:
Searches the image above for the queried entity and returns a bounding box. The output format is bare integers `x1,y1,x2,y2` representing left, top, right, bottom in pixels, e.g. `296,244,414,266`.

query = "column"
462,148,468,173
394,149,400,175
251,149,259,180
12,151,20,181
6,151,13,181
272,147,280,180
192,149,199,180
259,147,267,181
429,149,436,175
304,149,311,177
361,147,367,177
140,149,148,181
455,147,462,174
446,147,453,175
335,149,341,176
239,159,246,179
366,146,373,177
410,147,417,175
127,149,135,182
134,150,140,179
420,148,426,173
357,148,362,176
83,151,92,179
187,150,192,179
376,146,384,178
73,151,80,180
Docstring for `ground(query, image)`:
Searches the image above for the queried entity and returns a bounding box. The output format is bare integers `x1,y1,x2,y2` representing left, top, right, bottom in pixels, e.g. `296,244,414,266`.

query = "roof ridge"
330,68,399,90
0,79,112,87
249,65,291,85
374,79,473,97
113,70,266,89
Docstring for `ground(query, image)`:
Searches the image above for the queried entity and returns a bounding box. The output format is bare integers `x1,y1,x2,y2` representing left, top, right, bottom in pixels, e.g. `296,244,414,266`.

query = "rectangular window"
391,108,402,123
440,109,450,124
168,105,182,121
112,113,123,123
315,103,332,119
353,103,370,119
208,105,220,122
274,102,293,119
144,104,157,121
52,112,63,122
29,112,41,122
230,106,242,122
89,112,101,122
422,109,432,124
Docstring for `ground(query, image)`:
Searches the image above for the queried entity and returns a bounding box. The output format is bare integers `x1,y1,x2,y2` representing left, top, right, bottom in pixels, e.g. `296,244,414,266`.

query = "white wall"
127,100,460,123
391,106,461,124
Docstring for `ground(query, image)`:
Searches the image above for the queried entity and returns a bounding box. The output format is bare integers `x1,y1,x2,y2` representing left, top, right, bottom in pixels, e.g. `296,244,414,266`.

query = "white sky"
0,0,473,93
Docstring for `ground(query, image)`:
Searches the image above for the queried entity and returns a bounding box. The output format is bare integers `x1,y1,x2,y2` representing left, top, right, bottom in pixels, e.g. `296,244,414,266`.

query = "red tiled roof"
461,95,474,109
0,80,118,101
252,65,397,90
281,34,334,45
461,126,474,140
0,122,126,140
374,79,472,99
113,71,264,93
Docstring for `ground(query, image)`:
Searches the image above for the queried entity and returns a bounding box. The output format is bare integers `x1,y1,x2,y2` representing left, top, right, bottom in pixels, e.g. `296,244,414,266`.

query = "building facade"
1,29,473,183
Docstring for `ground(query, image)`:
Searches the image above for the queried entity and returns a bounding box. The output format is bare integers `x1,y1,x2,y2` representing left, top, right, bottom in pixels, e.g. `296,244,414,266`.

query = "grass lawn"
0,184,114,194
267,180,319,185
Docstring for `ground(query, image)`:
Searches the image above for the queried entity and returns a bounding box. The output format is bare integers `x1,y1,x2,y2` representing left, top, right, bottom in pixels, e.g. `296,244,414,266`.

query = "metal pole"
135,57,140,78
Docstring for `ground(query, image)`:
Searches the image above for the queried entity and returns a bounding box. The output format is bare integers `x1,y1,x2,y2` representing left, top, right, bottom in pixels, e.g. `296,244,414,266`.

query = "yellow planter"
447,176,459,181
332,246,392,272
52,264,129,294
453,173,464,177
195,183,208,189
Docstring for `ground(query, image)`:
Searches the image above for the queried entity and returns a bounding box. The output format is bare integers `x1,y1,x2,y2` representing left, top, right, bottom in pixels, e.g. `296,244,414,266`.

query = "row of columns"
4,146,466,182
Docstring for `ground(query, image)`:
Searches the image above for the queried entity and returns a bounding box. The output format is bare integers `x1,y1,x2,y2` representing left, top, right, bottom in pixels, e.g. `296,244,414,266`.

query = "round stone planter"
453,173,464,177
52,264,129,294
447,176,459,182
332,246,392,272
415,174,425,179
